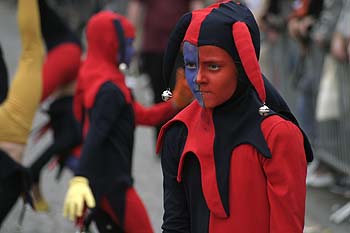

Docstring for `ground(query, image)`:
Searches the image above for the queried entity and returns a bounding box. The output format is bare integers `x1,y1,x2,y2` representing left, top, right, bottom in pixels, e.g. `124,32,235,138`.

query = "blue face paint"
124,38,135,66
183,41,203,106
118,38,135,67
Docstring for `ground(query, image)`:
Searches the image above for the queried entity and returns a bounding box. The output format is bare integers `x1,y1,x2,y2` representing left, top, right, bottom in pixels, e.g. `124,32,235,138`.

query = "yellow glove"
171,67,194,109
63,176,96,221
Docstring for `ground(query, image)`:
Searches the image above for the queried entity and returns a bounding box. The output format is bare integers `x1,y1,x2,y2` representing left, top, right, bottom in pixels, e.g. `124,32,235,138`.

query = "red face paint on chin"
196,46,238,109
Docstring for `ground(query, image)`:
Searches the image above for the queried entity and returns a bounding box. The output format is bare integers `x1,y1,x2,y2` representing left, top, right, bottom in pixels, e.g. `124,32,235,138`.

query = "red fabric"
124,187,154,233
288,0,310,19
209,116,306,233
183,3,221,45
232,22,266,103
158,104,307,232
71,145,81,159
133,100,177,126
215,0,231,3
100,187,154,233
158,101,228,218
74,12,135,121
41,43,81,101
100,196,120,225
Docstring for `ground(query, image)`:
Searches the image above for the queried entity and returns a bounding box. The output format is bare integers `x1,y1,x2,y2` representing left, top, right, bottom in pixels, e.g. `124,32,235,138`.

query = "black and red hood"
164,0,265,104
74,11,135,120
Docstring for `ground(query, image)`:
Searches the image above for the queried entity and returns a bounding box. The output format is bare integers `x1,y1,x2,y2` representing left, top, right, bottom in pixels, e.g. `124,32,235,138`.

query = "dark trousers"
0,173,22,227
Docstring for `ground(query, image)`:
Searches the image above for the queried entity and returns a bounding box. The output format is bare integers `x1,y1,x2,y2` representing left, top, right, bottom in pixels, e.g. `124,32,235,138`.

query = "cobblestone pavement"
0,1,349,233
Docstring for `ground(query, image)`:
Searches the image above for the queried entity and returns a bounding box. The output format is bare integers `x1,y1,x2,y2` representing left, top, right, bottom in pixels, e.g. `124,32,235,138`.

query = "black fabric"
30,96,81,183
0,43,8,104
94,208,124,233
141,52,182,138
142,52,164,106
309,0,324,18
0,172,22,226
113,20,126,65
213,87,274,215
76,82,134,210
161,122,193,233
182,155,210,232
38,0,81,51
0,149,32,226
102,185,127,231
47,96,81,140
162,12,192,87
266,0,280,14
213,77,312,216
182,154,211,233
0,149,27,182
199,2,260,62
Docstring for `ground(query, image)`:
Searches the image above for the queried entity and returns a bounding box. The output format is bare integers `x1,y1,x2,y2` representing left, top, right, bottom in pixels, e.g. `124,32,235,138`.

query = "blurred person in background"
0,0,45,227
62,10,193,232
127,0,204,141
288,0,343,188
326,0,350,197
259,0,296,85
28,0,83,212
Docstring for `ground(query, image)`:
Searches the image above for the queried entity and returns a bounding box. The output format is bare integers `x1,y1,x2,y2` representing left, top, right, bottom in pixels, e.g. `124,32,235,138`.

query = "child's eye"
208,64,220,71
185,62,197,70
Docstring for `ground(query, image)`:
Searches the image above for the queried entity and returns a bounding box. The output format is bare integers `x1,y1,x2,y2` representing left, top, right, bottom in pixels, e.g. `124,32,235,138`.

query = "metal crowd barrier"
260,33,350,224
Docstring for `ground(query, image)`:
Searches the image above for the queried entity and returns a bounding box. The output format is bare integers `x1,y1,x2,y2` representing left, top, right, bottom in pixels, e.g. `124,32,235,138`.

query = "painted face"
183,42,238,108
183,42,202,105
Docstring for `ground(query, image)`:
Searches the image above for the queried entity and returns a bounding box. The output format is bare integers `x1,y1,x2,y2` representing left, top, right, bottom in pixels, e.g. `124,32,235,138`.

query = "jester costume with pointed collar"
157,1,313,233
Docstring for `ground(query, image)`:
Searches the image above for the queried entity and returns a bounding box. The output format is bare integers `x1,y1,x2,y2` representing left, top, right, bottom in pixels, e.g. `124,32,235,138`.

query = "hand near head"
171,67,194,109
63,176,95,221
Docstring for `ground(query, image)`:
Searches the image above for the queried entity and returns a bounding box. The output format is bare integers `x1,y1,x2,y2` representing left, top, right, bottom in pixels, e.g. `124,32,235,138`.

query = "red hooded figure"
64,9,194,232
64,11,154,232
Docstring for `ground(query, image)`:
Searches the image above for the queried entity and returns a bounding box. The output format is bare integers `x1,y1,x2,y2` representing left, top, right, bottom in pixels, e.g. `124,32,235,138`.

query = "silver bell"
161,89,173,101
119,63,127,71
258,104,270,116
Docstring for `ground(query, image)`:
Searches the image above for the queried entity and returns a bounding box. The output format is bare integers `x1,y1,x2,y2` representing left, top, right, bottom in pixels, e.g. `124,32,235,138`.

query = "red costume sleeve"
261,119,307,233
133,101,178,126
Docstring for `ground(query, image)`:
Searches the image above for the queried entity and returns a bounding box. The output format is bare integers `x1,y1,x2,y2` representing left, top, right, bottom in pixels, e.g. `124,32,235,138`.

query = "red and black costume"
29,0,82,185
74,11,179,232
157,1,313,233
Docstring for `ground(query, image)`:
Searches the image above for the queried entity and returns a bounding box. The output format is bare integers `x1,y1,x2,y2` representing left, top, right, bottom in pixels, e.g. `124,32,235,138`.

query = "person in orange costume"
0,0,45,227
